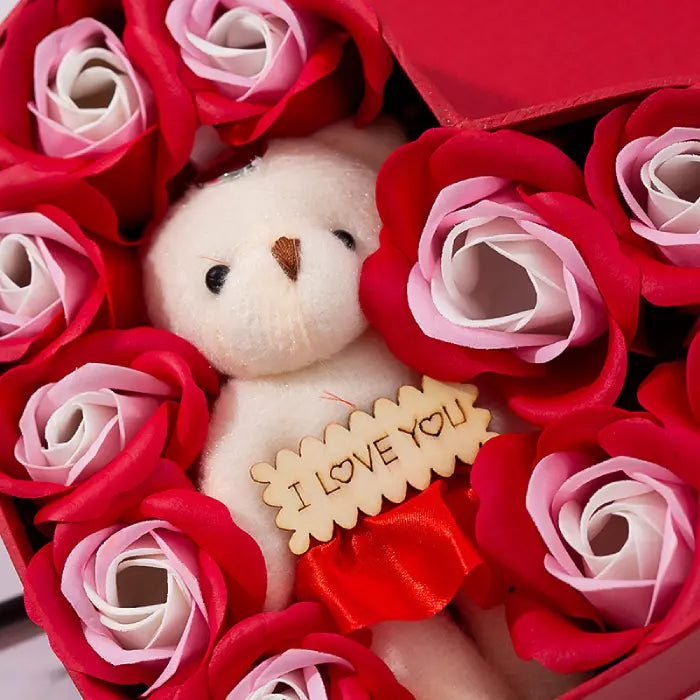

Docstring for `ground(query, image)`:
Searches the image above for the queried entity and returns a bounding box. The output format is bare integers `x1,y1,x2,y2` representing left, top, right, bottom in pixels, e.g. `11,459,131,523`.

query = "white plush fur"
144,119,406,378
455,594,590,699
203,330,416,610
142,120,577,699
371,614,518,700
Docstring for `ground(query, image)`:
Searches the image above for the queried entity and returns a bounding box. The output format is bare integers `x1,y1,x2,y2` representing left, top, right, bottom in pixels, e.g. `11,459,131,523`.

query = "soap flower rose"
30,17,154,160
24,488,267,696
361,128,640,425
586,86,700,307
166,0,322,102
0,327,218,524
0,0,197,228
0,166,140,364
127,0,392,145
471,405,700,672
198,602,413,699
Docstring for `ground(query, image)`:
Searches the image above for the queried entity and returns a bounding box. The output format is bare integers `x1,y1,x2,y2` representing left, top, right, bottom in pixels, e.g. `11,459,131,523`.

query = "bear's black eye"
332,229,355,250
205,264,230,294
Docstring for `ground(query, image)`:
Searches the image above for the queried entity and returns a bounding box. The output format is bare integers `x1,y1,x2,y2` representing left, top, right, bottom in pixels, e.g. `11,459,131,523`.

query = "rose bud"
16,364,173,486
586,86,700,306
0,0,197,227
527,453,695,630
0,166,140,364
126,0,392,145
361,128,640,425
24,489,267,696
30,18,154,160
200,602,413,699
0,327,218,524
166,0,321,103
471,405,700,672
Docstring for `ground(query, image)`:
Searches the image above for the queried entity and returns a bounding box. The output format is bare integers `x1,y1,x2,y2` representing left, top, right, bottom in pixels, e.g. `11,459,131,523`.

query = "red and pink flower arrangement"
0,0,699,698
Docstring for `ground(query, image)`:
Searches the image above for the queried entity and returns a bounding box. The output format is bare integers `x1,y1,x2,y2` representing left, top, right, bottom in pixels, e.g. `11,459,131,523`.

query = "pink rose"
407,179,608,364
16,363,174,486
165,0,321,103
0,211,95,355
617,127,700,267
25,489,266,695
30,17,155,158
527,452,696,629
227,649,353,699
61,519,210,694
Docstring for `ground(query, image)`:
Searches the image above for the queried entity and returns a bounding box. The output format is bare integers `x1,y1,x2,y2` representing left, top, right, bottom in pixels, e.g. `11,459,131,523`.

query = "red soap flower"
0,0,197,228
585,86,700,307
471,404,700,673
124,0,393,146
0,327,218,524
0,166,140,365
360,128,640,425
24,487,267,697
196,602,413,699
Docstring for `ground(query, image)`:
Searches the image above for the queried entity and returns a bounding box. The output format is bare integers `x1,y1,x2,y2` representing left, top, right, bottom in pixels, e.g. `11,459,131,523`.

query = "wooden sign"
250,377,496,554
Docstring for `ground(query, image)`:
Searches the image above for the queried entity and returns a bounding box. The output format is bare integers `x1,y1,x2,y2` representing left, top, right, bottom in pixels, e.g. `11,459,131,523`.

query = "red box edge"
381,17,700,132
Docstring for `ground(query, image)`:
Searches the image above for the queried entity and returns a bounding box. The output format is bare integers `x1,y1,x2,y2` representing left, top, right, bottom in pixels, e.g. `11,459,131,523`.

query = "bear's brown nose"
271,236,301,281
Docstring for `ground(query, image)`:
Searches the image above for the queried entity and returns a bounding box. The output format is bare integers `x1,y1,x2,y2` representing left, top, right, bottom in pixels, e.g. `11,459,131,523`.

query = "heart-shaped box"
1,0,700,697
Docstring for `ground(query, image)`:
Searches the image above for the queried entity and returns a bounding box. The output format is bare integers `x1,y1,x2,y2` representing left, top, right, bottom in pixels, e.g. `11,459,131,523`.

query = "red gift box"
370,0,700,130
1,0,700,697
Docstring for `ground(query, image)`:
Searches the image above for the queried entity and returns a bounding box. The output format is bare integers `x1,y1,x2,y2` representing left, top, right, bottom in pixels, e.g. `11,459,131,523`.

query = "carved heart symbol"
330,458,354,484
419,411,444,437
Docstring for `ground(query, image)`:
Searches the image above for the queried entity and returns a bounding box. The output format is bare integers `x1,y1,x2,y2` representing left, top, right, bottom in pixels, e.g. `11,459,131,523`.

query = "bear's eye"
332,229,356,251
205,264,230,294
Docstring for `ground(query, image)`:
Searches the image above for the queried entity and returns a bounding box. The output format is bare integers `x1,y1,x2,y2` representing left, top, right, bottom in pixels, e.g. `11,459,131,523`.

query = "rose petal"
227,648,351,699
166,0,320,103
31,18,154,159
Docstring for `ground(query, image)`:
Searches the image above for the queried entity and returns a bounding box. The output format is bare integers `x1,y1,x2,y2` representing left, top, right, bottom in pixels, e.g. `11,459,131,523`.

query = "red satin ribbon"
295,480,484,633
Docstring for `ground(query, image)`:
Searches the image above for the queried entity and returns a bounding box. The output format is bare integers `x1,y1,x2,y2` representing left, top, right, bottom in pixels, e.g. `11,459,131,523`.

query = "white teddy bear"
142,120,584,700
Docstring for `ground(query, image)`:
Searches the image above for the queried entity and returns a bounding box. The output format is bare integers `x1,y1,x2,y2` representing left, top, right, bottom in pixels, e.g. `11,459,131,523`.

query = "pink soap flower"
616,126,700,268
128,0,392,145
61,519,209,694
24,489,267,696
0,0,197,228
200,602,412,699
0,211,95,359
166,0,321,103
30,17,155,160
362,128,640,425
0,327,218,524
0,166,141,364
472,404,700,673
16,363,173,486
227,649,356,699
585,86,700,306
527,453,696,629
408,182,608,364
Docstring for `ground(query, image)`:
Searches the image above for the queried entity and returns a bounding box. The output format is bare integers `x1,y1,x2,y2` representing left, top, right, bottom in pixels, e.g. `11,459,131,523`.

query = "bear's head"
142,119,405,378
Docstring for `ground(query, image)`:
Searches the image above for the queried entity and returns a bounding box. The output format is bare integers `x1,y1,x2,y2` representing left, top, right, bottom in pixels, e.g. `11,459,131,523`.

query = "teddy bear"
142,119,585,699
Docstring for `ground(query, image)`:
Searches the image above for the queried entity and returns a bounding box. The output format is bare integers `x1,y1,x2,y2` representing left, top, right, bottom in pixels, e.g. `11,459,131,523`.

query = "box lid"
370,0,700,130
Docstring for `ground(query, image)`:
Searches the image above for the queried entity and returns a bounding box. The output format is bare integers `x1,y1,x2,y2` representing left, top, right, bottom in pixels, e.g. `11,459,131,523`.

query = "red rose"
471,405,700,673
0,327,218,524
0,165,140,364
125,0,392,146
23,487,267,697
0,0,197,228
198,602,413,699
585,86,700,308
360,128,640,425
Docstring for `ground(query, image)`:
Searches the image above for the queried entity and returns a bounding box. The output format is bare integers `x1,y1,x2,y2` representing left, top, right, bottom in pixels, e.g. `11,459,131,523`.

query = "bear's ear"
310,117,406,171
